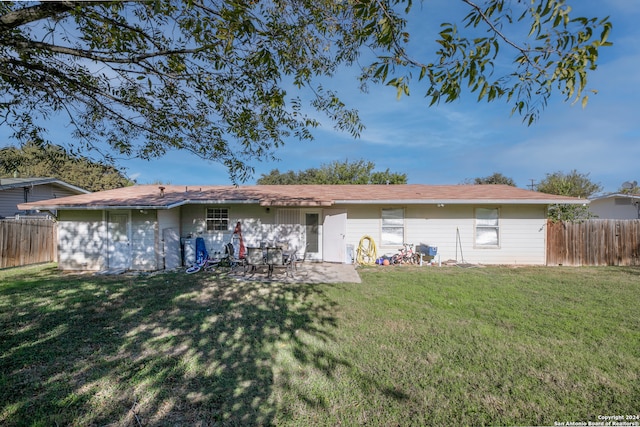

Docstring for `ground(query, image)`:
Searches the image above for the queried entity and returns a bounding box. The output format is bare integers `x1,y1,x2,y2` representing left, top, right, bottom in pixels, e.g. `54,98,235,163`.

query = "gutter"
184,199,260,206
259,200,334,207
17,198,263,211
19,196,588,211
333,199,589,205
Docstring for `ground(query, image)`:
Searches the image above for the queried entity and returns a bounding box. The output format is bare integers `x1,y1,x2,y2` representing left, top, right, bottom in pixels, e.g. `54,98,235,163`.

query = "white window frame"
381,208,404,246
475,207,500,248
206,207,229,231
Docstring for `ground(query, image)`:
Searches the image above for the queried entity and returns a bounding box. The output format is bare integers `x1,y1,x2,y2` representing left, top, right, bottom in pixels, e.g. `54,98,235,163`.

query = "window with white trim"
381,208,404,246
206,208,229,231
475,207,499,247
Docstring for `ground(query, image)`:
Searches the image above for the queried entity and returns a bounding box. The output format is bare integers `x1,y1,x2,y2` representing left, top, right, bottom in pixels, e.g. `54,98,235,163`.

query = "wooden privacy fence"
0,218,57,269
547,219,640,266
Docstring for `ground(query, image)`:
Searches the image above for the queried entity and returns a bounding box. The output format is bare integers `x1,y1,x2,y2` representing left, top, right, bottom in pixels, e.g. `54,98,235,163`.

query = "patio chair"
244,247,268,277
266,247,286,278
213,242,245,273
286,243,309,278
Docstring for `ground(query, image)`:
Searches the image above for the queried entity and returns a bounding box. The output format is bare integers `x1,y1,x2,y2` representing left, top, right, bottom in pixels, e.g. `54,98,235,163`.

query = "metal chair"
292,244,309,280
213,242,244,273
286,243,309,278
266,247,285,278
244,247,268,277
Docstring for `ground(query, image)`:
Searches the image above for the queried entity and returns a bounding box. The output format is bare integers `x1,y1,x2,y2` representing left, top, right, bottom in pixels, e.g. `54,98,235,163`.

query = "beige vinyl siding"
158,207,181,232
57,210,106,270
130,210,158,271
180,204,277,254
59,209,163,272
343,204,547,265
494,208,547,265
344,204,384,253
344,204,449,256
53,200,549,271
179,204,232,254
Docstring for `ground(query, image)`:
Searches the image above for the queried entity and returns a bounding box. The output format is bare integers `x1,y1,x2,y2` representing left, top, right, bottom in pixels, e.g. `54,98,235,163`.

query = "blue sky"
2,1,639,194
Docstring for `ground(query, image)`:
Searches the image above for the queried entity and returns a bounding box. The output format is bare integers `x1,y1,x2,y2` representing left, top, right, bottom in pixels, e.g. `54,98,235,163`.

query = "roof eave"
259,200,334,207
17,198,262,211
335,199,588,205
589,193,640,201
18,202,185,211
50,180,92,195
186,199,260,205
0,178,90,194
18,193,588,210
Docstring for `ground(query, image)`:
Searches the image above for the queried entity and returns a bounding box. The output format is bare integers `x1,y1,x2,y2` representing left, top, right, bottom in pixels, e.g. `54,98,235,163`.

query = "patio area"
102,261,362,284
239,262,362,284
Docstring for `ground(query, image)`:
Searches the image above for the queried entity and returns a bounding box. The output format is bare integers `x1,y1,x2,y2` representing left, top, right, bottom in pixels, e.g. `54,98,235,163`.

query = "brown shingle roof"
18,184,587,211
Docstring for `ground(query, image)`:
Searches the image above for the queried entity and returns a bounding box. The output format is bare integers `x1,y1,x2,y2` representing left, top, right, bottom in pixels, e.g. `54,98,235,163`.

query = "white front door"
107,212,131,270
323,209,346,263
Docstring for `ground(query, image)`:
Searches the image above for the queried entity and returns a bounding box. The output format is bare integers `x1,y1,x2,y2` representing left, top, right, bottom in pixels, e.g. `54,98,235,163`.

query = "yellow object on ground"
356,235,378,265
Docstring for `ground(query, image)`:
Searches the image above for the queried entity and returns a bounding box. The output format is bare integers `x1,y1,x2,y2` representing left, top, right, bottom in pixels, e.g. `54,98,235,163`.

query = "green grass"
1,264,639,426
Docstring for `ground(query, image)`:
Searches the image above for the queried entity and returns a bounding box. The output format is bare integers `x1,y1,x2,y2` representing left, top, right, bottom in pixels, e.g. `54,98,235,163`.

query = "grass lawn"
1,264,639,426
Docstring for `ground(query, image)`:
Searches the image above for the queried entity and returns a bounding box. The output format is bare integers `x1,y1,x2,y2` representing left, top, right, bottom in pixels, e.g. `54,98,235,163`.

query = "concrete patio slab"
291,262,361,284
237,262,361,284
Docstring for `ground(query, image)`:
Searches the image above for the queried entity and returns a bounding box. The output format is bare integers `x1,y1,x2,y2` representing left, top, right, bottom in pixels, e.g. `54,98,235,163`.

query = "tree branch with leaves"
368,0,611,123
1,1,612,182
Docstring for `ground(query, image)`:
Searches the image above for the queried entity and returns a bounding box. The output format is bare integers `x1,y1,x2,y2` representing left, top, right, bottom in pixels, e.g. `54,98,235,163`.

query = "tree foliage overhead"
257,159,407,185
1,1,612,182
0,142,134,191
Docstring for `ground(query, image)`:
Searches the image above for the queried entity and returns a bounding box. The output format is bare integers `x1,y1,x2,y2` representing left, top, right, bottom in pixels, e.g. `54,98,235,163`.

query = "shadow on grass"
615,265,640,275
0,265,340,426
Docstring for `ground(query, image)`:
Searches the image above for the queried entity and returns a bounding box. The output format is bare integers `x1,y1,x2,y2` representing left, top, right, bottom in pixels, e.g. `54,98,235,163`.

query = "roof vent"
159,186,165,197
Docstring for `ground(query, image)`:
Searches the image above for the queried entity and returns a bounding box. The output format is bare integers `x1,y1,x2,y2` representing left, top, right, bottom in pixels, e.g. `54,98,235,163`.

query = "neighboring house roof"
18,184,587,211
588,192,640,219
589,193,640,202
0,177,90,195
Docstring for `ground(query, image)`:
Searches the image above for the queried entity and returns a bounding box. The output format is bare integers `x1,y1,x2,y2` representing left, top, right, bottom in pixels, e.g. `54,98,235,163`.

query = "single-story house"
0,177,90,219
18,184,587,271
588,193,640,219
